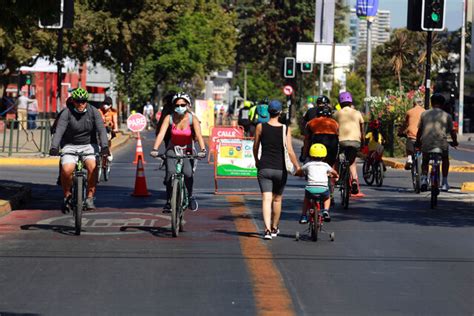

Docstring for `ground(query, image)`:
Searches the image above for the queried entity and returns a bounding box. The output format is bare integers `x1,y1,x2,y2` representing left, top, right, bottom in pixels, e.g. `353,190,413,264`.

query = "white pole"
459,0,467,135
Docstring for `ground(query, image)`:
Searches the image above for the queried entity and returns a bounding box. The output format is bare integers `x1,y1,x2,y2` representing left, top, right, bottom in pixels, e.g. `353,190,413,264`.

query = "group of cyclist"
48,86,460,239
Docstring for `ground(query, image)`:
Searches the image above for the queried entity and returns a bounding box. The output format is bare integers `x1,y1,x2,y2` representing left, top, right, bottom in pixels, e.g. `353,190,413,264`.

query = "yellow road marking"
227,195,295,316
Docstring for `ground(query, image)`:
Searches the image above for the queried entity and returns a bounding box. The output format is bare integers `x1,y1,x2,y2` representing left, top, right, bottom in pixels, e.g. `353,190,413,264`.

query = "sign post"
283,85,294,125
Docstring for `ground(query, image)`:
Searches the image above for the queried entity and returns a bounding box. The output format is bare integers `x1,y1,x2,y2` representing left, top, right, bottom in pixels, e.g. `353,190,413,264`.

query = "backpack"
238,107,251,126
254,104,270,124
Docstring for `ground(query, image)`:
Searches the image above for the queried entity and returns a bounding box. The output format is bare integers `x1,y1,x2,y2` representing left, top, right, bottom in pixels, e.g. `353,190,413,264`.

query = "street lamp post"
458,0,467,135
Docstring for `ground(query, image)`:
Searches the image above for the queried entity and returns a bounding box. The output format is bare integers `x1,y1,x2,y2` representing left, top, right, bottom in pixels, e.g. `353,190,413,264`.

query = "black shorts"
257,168,287,195
339,140,361,163
311,134,339,166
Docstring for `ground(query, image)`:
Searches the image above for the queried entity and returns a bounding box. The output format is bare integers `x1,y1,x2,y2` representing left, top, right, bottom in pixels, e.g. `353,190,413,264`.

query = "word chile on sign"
127,113,147,132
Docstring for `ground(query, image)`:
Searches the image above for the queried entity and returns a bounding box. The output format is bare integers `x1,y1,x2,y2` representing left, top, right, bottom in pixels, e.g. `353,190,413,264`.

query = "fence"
0,119,52,157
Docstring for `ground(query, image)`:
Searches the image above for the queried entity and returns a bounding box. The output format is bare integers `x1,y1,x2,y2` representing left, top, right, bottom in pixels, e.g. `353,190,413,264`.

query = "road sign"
127,113,147,132
283,85,294,96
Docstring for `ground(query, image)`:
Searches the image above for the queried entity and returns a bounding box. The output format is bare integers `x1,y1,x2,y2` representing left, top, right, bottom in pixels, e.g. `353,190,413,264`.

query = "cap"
268,100,282,114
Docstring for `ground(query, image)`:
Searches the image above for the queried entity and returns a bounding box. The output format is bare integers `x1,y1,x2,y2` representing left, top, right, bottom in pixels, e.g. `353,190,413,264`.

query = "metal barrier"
0,119,52,156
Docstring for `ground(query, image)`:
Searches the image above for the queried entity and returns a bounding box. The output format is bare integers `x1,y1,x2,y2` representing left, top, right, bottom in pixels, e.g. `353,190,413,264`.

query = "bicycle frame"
337,152,351,209
429,152,442,209
411,150,422,193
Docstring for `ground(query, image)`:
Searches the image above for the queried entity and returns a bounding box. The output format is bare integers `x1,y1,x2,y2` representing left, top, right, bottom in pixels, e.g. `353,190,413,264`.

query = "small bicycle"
158,146,204,237
362,150,384,187
97,154,111,182
296,193,335,242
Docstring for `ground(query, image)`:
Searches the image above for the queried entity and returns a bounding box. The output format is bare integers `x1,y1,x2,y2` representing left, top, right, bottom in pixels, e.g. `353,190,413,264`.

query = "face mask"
73,107,87,114
103,105,111,110
174,106,187,115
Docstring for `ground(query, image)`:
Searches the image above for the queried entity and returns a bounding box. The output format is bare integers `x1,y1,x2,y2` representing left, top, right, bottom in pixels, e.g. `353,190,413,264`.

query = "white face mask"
103,105,111,110
174,106,187,115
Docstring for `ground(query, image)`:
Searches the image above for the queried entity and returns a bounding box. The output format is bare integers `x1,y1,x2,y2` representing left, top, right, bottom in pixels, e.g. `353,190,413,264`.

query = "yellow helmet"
243,100,252,108
309,143,327,158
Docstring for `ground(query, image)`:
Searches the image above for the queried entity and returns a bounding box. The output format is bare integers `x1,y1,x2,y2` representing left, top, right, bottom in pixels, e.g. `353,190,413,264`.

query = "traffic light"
38,0,74,29
421,0,445,31
284,57,296,78
25,74,32,85
301,63,313,73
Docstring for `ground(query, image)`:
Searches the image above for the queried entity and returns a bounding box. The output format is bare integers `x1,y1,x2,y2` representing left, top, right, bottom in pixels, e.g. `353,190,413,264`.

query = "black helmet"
103,96,113,105
316,95,330,105
316,104,332,117
430,93,445,107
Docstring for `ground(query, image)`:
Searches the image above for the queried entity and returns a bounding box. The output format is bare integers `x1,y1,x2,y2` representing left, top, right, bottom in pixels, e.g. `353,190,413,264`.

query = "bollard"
8,120,14,157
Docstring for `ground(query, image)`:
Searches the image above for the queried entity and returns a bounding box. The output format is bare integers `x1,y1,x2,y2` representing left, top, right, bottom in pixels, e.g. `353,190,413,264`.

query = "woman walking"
253,100,300,240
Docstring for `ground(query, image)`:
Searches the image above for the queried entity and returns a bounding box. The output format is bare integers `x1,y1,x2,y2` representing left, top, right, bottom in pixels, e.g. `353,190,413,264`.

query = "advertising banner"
209,126,244,154
195,99,214,136
216,138,257,177
356,0,379,18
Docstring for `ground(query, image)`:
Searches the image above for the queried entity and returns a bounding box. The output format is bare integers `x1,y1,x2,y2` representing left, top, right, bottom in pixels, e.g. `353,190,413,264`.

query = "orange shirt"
99,108,118,129
405,105,425,139
306,117,338,136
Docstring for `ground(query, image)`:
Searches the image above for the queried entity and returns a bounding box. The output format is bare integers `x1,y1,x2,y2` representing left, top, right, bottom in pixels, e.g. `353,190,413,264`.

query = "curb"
0,133,131,166
461,182,474,192
383,158,474,173
0,183,32,217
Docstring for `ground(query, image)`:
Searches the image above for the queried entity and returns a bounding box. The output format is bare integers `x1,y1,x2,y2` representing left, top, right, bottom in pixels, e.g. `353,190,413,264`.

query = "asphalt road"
0,131,473,315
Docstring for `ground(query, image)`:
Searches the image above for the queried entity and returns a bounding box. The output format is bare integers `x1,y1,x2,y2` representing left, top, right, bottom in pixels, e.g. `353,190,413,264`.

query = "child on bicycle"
365,119,385,168
295,143,338,224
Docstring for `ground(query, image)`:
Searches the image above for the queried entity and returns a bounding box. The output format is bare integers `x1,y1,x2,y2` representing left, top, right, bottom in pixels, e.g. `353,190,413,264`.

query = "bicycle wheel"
340,168,350,209
179,187,186,232
97,159,102,184
374,161,384,187
103,159,110,182
170,178,181,237
362,160,374,185
430,165,439,209
73,176,83,236
309,210,318,242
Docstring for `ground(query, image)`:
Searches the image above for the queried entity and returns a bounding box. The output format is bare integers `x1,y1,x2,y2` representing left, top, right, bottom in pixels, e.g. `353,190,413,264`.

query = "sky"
349,0,466,31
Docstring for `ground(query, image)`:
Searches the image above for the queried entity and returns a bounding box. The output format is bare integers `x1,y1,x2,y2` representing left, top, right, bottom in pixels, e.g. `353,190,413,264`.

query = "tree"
383,30,414,91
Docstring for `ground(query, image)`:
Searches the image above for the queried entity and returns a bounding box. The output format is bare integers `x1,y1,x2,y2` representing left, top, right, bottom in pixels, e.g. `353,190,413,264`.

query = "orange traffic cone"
131,156,151,197
133,132,146,164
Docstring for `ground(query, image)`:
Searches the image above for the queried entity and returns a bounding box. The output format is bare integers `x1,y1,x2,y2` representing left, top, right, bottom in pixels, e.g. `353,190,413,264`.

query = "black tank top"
259,123,284,170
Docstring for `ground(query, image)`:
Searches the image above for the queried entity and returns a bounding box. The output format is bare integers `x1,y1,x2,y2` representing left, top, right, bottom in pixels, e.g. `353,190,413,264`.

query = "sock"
442,177,448,185
406,155,412,163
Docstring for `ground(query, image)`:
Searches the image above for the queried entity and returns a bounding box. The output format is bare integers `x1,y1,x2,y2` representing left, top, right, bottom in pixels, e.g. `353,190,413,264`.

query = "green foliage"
234,64,279,102
345,72,365,111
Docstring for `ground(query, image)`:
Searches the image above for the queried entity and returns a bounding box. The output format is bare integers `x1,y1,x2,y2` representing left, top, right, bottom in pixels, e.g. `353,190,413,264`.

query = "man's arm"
92,107,109,149
51,110,69,149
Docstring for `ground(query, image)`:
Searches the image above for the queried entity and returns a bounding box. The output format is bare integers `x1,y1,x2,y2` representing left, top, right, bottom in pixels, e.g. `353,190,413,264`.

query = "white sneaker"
420,176,428,191
441,183,450,192
107,154,114,162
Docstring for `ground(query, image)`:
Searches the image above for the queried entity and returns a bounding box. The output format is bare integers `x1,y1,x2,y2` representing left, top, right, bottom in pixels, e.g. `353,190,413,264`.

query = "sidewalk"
0,131,132,214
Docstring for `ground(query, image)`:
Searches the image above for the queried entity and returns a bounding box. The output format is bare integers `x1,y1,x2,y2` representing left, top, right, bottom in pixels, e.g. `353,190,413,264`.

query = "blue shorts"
305,186,330,200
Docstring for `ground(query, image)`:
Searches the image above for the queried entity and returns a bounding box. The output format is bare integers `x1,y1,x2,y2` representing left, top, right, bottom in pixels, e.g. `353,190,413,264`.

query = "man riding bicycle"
99,96,119,162
49,88,109,212
334,92,364,194
416,93,458,192
399,96,425,170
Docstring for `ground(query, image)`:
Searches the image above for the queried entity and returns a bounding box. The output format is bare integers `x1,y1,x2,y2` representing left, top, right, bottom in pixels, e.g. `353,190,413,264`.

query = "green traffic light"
431,12,440,22
287,70,293,75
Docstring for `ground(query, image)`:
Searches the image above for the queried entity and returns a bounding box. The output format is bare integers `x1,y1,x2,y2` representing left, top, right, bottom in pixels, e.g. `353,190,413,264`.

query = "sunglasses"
175,103,188,107
74,99,87,104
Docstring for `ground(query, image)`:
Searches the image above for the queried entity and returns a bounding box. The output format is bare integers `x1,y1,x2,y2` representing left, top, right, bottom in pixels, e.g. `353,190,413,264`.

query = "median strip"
227,195,295,316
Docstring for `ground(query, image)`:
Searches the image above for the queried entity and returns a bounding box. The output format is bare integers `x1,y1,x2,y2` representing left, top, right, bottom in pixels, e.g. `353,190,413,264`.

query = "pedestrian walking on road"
27,94,38,129
253,100,300,240
16,91,31,130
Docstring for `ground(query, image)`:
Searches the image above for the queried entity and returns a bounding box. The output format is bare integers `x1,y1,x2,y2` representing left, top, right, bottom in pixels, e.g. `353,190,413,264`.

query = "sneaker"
162,202,171,214
351,180,359,195
85,197,96,211
420,176,428,192
299,215,308,224
189,196,198,212
441,183,450,192
271,227,280,237
263,230,272,240
107,154,114,162
61,196,72,214
322,210,331,222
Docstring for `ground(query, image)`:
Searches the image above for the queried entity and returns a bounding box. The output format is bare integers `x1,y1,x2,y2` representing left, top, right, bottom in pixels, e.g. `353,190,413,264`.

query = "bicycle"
62,152,89,235
337,151,351,209
427,148,443,209
362,150,384,187
158,146,204,237
410,148,422,194
295,193,335,242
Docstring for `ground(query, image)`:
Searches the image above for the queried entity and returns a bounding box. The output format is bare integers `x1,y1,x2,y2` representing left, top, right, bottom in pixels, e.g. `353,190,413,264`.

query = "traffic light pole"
424,31,432,110
56,28,64,113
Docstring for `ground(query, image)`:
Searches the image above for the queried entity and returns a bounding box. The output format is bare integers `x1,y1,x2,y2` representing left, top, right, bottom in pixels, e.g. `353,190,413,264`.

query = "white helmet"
306,102,314,109
172,92,192,106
